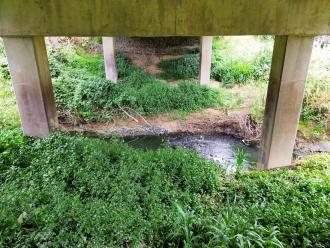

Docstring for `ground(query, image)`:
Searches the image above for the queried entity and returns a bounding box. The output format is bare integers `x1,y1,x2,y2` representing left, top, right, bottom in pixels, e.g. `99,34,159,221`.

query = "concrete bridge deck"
1,0,330,36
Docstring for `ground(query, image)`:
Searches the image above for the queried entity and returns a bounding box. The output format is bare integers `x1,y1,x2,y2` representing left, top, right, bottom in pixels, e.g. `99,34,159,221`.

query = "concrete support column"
199,36,213,85
258,36,314,170
102,37,118,83
3,36,57,138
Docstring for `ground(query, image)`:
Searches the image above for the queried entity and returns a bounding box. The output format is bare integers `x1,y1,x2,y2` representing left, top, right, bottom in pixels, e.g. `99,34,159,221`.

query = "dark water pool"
124,134,259,172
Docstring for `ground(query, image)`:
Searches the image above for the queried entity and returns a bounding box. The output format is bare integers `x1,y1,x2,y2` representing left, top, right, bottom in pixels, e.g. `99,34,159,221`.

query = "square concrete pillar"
3,36,57,138
199,36,213,85
258,36,314,170
102,37,118,83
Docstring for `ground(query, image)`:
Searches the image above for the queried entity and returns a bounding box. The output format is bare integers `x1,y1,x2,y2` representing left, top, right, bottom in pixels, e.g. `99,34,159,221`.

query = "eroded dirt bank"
59,107,327,153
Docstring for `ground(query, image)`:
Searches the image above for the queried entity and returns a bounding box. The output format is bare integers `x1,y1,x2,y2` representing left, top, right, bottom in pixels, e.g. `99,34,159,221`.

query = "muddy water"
124,134,259,172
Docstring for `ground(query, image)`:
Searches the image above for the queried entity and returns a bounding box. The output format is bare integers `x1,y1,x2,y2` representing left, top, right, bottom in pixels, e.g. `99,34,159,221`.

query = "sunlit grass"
0,79,20,127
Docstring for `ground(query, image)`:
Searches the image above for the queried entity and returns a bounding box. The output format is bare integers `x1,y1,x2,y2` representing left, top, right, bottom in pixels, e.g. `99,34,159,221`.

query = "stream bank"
59,107,327,170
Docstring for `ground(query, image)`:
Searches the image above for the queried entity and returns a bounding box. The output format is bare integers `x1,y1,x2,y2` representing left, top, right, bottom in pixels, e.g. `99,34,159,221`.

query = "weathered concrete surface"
258,36,314,170
0,0,329,36
3,37,57,137
199,36,213,85
102,37,118,82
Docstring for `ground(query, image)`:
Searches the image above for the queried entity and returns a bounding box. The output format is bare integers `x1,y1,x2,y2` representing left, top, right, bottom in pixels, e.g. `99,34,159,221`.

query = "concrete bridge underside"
1,0,330,169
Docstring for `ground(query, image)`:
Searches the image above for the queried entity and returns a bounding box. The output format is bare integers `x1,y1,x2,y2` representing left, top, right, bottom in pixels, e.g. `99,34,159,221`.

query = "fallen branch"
123,107,152,127
118,106,139,123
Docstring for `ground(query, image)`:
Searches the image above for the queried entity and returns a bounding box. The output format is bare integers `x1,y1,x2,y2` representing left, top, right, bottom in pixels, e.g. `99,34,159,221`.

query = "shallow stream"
124,134,259,172
123,132,314,172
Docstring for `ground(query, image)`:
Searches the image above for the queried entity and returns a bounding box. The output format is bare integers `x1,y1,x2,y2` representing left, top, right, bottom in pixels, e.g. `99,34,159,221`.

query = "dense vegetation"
0,127,329,247
159,37,273,87
49,46,222,123
0,41,20,126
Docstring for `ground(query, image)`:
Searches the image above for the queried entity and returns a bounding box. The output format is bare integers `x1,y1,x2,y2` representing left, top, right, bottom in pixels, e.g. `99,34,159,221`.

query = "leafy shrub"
211,59,254,87
210,36,273,87
216,154,330,247
301,77,329,122
252,48,272,82
0,40,10,80
159,53,200,80
211,48,272,88
0,126,29,171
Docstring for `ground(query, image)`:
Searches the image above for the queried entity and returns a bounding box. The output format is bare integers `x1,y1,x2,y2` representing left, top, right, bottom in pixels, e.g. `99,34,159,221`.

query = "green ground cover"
49,45,223,123
0,128,329,247
0,41,19,127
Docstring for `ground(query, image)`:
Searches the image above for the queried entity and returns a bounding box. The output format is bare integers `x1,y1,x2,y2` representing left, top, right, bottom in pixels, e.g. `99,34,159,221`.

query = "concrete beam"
3,37,57,138
258,36,314,170
199,36,213,85
102,37,118,83
0,0,329,36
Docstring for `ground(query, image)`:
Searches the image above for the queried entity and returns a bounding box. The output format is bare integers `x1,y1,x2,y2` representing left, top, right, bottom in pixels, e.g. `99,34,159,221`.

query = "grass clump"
158,53,200,80
0,128,329,247
302,77,329,123
0,40,20,127
298,46,330,139
0,41,10,81
211,37,273,87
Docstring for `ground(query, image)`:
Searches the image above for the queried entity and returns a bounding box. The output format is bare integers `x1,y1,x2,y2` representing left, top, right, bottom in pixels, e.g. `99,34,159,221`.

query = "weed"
170,204,200,248
250,99,265,124
211,37,273,87
0,79,19,126
301,76,329,122
235,147,246,173
159,53,200,80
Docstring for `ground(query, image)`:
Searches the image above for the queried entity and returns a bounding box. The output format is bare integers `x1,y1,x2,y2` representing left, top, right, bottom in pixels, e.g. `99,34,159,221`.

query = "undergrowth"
158,53,200,80
0,40,20,126
159,37,273,87
49,46,221,123
0,128,329,247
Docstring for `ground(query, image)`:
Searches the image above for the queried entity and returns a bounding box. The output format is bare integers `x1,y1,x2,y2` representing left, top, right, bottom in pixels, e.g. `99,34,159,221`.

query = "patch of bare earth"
124,53,184,75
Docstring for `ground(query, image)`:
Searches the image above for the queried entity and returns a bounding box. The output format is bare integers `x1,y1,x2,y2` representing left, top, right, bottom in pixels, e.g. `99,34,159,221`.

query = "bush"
0,40,10,81
211,47,272,88
211,59,254,87
252,48,272,82
301,77,329,122
158,53,200,80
